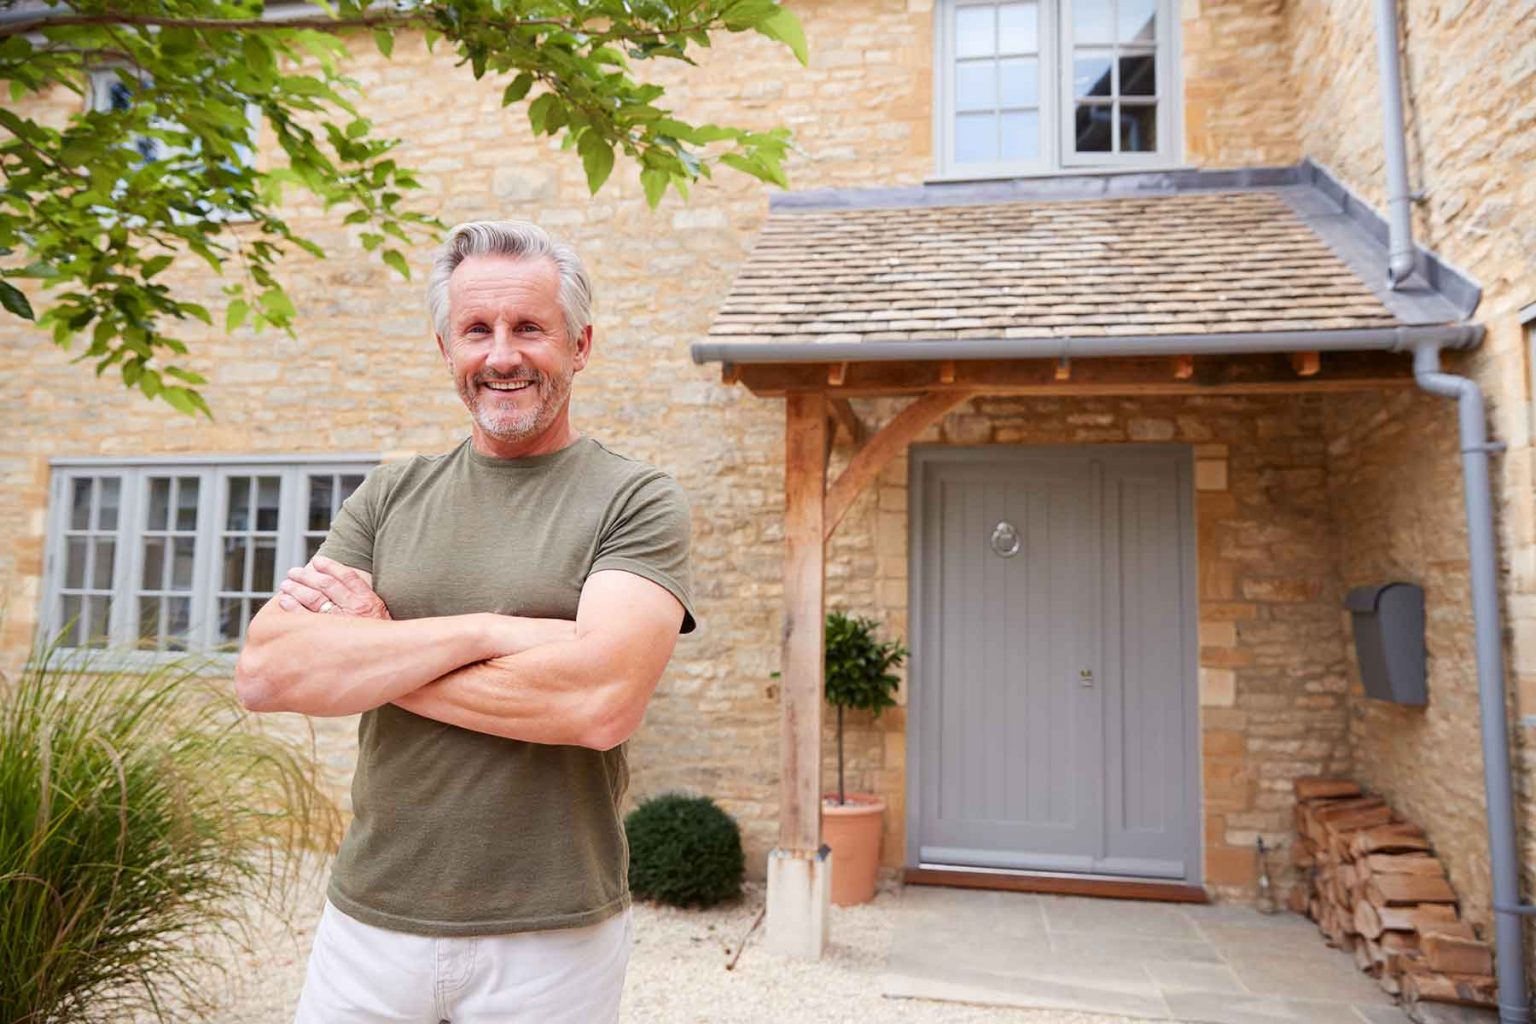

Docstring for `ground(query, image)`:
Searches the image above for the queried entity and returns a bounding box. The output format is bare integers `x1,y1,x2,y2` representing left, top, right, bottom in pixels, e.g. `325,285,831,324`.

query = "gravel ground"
129,858,1149,1024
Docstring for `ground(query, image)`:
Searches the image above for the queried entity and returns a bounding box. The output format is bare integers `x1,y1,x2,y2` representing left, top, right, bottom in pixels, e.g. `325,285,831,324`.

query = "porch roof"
695,162,1475,367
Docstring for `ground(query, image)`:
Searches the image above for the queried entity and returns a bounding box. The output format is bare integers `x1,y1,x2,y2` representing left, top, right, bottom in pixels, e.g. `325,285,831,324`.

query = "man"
234,220,695,1023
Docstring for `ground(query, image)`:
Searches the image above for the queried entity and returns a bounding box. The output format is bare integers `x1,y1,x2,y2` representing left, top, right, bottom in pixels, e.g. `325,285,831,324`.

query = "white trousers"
293,899,633,1023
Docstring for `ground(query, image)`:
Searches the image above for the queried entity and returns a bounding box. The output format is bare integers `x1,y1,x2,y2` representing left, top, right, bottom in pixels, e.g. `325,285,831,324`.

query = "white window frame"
932,0,1183,180
40,455,376,667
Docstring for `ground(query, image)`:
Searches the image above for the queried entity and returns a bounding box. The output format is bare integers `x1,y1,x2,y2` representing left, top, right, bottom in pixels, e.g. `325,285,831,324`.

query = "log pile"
1290,777,1496,1009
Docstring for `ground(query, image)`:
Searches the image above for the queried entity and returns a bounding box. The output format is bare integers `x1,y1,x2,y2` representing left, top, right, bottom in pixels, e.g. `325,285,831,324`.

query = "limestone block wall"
822,393,1355,900
1287,0,1536,965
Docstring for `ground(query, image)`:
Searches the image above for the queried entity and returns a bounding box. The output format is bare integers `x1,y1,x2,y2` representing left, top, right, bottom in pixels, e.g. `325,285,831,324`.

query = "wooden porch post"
765,391,831,957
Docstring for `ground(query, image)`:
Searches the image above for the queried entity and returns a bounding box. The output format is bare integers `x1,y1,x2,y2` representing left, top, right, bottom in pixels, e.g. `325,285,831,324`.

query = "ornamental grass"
0,636,341,1024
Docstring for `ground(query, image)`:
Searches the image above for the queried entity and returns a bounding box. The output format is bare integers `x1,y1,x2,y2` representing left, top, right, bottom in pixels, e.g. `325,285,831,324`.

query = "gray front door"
909,446,1200,882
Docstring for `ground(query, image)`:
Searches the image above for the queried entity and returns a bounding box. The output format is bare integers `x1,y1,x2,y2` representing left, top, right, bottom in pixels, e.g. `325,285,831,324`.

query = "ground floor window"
43,458,373,654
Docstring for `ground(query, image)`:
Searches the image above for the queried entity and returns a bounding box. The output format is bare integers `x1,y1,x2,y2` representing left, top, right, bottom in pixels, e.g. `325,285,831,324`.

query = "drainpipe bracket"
1463,441,1508,455
1493,902,1536,916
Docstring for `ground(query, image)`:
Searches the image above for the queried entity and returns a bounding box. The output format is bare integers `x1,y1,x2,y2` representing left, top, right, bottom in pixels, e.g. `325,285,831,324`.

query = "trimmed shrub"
625,792,744,908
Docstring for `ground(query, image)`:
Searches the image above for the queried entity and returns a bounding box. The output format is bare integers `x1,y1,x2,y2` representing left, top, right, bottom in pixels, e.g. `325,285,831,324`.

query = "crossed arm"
233,557,685,750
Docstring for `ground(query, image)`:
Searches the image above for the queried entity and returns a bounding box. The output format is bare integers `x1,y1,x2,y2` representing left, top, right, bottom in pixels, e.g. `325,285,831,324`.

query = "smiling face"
435,254,592,458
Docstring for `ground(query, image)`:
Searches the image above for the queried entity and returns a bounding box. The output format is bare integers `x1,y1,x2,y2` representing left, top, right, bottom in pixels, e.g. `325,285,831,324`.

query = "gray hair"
426,220,593,344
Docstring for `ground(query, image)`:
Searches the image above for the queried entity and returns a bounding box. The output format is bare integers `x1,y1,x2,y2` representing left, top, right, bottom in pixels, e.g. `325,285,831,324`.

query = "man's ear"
572,324,594,373
434,331,451,366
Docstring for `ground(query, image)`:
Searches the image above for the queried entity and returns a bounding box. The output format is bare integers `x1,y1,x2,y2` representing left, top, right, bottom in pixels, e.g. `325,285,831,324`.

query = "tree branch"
0,10,565,38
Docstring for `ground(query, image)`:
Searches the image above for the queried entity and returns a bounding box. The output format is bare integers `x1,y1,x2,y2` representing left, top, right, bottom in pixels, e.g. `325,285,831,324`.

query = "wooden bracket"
938,360,956,385
722,362,740,386
1291,351,1321,377
1174,355,1195,380
828,397,866,446
827,362,848,387
823,390,975,541
1054,358,1072,381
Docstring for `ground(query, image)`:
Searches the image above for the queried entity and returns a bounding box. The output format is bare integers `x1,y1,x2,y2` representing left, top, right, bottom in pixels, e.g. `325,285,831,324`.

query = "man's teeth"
483,381,531,391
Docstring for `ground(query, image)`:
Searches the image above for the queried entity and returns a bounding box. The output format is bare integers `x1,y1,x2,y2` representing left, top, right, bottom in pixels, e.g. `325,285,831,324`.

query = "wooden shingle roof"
707,190,1406,347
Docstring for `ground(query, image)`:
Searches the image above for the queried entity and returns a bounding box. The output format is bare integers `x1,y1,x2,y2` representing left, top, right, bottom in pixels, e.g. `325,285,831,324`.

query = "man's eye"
517,323,540,333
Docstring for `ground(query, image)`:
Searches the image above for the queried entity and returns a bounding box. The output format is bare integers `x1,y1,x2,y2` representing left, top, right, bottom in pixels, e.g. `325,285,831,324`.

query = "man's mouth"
480,379,533,393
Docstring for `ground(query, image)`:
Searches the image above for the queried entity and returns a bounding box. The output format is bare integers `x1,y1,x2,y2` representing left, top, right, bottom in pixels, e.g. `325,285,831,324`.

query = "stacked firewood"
1290,777,1496,1009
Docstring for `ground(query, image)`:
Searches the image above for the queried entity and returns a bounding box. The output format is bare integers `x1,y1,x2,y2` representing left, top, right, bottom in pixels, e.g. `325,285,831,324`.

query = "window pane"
92,539,115,590
956,61,997,112
256,476,280,531
1075,103,1113,151
954,111,998,164
1120,53,1156,96
1073,0,1113,43
227,477,251,531
138,596,162,645
1000,110,1040,160
223,537,248,592
218,597,244,643
308,475,334,531
142,536,166,590
1119,102,1157,151
148,477,171,531
998,3,1037,52
66,538,88,589
955,5,995,57
252,538,277,593
99,478,120,531
165,598,190,650
1118,0,1157,43
175,477,200,531
305,536,324,562
60,594,82,645
171,536,196,590
999,58,1038,107
1074,55,1113,98
84,595,111,647
70,478,93,530
340,475,364,501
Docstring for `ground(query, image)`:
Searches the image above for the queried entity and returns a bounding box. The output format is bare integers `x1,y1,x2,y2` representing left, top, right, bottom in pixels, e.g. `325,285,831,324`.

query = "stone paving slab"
882,887,1412,1024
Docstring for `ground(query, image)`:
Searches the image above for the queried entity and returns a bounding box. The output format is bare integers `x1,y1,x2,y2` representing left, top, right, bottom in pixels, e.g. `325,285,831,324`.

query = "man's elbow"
234,647,278,713
579,683,651,751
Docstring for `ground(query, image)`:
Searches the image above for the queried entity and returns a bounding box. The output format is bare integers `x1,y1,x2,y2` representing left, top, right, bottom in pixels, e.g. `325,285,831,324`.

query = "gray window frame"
41,455,377,664
932,0,1183,180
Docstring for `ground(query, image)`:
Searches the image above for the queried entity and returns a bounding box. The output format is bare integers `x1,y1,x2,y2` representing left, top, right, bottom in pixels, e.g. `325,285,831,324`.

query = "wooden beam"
1174,354,1195,380
732,351,1414,397
1292,351,1321,376
781,393,827,853
938,360,956,384
904,866,1209,903
827,362,848,387
823,390,974,542
828,397,866,446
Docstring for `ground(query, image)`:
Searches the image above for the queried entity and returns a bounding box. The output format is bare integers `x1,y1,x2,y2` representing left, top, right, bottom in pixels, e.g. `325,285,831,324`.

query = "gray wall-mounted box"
1344,582,1427,706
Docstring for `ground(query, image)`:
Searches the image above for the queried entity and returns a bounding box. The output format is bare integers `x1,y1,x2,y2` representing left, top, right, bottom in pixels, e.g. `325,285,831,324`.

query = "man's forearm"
392,637,627,749
236,602,566,717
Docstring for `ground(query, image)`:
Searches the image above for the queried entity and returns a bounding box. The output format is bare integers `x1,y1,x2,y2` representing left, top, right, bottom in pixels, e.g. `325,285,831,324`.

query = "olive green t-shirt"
315,435,695,937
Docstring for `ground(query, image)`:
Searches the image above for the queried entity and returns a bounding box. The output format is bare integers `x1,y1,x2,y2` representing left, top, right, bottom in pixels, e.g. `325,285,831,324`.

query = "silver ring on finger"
320,600,337,614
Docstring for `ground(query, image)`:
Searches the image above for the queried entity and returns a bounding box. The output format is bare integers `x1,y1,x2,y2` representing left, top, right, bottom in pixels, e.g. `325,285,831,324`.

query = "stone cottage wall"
1287,0,1536,963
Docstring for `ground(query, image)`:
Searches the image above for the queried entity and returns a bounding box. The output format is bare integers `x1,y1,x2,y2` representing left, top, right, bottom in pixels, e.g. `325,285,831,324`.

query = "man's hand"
278,555,391,620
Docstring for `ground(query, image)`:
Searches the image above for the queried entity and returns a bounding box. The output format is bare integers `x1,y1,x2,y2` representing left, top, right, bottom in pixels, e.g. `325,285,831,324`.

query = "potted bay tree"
822,610,906,906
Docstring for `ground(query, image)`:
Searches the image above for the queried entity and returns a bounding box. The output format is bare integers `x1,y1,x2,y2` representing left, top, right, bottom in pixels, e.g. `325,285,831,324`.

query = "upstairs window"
936,0,1177,177
43,459,372,656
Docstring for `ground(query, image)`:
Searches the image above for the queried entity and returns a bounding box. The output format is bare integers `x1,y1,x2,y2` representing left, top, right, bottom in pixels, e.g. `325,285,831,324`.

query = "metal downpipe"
1412,342,1530,1023
1375,0,1418,288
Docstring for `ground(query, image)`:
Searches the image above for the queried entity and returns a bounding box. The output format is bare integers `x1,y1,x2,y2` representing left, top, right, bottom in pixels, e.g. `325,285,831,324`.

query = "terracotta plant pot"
821,793,885,906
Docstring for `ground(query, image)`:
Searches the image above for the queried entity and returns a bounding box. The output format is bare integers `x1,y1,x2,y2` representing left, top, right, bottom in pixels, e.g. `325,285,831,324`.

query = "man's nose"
484,326,524,373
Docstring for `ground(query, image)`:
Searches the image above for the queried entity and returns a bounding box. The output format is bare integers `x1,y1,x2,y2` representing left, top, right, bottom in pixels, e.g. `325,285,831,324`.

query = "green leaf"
226,299,250,332
142,255,175,279
757,7,809,65
258,288,296,321
162,386,197,416
578,133,615,194
381,249,410,278
502,72,534,106
373,29,394,57
641,167,670,208
166,366,207,386
0,279,34,320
